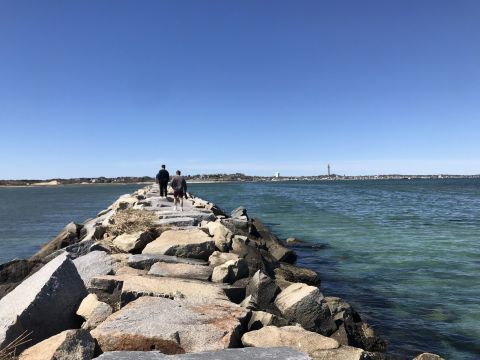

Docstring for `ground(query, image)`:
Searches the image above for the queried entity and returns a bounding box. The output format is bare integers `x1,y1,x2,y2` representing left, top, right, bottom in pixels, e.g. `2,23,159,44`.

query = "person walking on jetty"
156,165,170,198
171,170,187,211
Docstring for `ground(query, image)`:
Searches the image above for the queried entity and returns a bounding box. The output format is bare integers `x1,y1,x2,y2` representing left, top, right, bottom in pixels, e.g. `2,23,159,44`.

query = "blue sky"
1,0,479,178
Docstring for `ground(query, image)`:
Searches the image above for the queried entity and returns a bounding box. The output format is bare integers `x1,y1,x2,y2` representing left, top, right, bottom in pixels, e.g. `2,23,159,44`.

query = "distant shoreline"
1,174,479,187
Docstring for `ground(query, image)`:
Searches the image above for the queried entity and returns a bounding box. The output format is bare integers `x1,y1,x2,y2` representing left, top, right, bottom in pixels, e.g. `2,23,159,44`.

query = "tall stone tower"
328,164,331,177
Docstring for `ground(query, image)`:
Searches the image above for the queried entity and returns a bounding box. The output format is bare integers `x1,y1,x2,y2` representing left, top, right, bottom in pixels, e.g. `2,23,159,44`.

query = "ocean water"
0,184,142,262
0,180,479,359
188,180,480,360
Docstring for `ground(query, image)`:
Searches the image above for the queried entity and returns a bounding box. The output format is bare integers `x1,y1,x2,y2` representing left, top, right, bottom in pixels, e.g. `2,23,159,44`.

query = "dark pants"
159,182,168,197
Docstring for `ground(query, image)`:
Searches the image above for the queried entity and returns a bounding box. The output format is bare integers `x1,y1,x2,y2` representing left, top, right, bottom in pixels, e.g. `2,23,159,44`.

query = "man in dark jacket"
156,165,169,198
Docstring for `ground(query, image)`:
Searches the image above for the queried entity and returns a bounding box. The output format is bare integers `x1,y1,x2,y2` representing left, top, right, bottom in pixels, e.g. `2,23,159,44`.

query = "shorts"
173,190,184,198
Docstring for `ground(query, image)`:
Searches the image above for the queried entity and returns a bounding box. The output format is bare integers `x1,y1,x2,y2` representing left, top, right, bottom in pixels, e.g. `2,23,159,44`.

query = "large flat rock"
142,229,215,260
128,254,207,270
94,347,311,359
91,296,248,353
154,217,197,227
89,274,231,306
0,254,87,352
242,325,339,355
148,262,212,281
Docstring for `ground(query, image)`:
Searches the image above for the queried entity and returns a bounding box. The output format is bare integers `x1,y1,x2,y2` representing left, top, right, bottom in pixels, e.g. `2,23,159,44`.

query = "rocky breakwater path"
0,185,443,360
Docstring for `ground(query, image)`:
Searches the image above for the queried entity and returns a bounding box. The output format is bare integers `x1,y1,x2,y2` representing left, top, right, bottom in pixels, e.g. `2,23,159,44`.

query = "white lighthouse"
275,172,280,178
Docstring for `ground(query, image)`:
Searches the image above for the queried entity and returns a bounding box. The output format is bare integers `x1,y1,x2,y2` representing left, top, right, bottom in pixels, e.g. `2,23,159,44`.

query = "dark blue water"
0,180,479,359
188,179,480,360
0,184,141,262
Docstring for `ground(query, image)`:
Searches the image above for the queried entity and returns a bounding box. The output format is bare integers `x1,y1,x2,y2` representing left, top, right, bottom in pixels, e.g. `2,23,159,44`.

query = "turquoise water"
188,180,480,359
0,184,141,262
0,180,479,359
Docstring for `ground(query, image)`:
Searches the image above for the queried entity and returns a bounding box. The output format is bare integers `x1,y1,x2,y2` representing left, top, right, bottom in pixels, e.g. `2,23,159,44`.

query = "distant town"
1,172,479,186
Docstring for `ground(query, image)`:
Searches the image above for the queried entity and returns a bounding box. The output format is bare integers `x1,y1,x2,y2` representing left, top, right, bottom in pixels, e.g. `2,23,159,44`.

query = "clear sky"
1,1,479,178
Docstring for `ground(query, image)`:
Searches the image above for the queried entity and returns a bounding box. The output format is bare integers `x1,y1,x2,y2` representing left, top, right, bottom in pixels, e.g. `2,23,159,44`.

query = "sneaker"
173,206,177,211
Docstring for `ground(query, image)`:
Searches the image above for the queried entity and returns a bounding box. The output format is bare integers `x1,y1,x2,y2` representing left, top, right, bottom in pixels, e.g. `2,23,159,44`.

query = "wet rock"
148,262,212,281
211,259,248,284
274,282,336,336
113,231,156,253
128,254,207,270
245,270,278,311
73,251,115,287
208,251,239,267
77,293,113,330
413,353,445,360
242,325,339,355
342,318,386,353
18,329,95,360
274,262,320,286
91,296,248,353
251,218,296,263
143,229,215,260
231,236,272,275
0,254,87,352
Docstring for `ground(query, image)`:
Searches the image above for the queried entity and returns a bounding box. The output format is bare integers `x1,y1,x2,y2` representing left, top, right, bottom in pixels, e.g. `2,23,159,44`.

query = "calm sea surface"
0,180,479,359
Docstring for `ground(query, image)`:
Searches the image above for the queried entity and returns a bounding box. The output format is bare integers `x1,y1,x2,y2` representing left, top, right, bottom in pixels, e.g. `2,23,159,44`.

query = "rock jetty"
0,185,444,359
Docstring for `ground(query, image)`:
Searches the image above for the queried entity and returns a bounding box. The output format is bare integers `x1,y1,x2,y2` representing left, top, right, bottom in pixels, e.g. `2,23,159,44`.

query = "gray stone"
208,251,240,267
113,231,156,253
211,258,248,284
274,283,336,336
62,239,96,259
18,329,95,360
128,254,207,270
148,262,212,281
142,229,215,260
206,221,233,252
154,217,197,227
89,274,232,307
94,347,311,359
246,270,278,311
0,254,87,352
91,296,248,353
77,294,113,330
73,251,115,286
231,206,248,219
